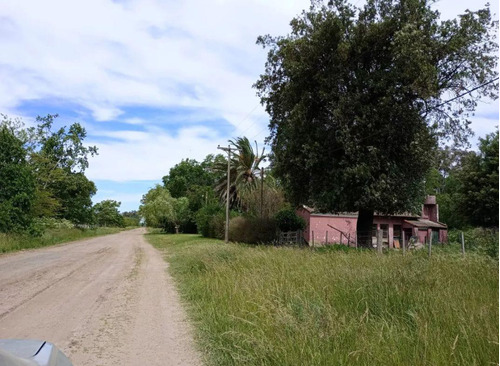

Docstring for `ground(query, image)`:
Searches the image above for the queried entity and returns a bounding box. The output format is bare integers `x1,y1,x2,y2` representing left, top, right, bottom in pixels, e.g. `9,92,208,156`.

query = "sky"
1,0,498,212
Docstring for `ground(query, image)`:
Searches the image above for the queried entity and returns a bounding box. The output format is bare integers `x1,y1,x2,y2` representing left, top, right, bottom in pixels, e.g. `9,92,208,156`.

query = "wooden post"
377,229,383,254
260,167,264,219
461,231,465,255
325,231,328,245
355,233,358,249
428,233,432,258
402,232,406,255
348,233,351,247
312,231,315,247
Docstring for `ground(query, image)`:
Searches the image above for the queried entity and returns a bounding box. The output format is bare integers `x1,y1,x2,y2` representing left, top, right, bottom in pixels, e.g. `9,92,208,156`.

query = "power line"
330,77,500,153
251,124,270,140
232,104,260,133
426,77,499,113
263,77,498,155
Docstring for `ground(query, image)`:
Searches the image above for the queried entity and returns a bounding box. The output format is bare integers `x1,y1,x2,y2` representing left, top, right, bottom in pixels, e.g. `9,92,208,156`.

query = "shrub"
123,216,140,227
229,216,277,244
239,184,286,219
209,213,226,240
196,204,228,239
274,208,306,232
448,228,499,258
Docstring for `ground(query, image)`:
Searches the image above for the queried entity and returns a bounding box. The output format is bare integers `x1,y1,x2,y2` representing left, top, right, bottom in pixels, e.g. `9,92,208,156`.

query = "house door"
403,228,413,242
432,229,439,244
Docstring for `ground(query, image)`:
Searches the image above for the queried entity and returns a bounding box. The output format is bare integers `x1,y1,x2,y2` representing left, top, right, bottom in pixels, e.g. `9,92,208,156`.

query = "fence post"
326,231,328,245
461,231,465,256
377,229,383,254
355,233,358,249
402,232,406,255
312,231,315,247
428,233,432,258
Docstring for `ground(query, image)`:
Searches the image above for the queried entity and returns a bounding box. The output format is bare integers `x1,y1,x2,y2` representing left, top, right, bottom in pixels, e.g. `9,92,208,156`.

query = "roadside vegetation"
139,0,498,250
0,226,125,253
147,233,498,366
0,114,139,253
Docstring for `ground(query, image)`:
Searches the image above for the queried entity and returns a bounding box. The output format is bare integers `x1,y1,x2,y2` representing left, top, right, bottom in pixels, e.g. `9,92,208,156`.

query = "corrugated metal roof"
404,219,447,229
300,205,419,219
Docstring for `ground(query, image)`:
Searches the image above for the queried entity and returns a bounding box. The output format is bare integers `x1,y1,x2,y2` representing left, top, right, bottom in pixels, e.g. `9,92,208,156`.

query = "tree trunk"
356,209,374,248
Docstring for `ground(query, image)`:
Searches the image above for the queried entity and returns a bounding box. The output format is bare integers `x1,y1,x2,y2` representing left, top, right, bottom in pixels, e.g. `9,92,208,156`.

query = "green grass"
0,227,127,253
146,233,499,366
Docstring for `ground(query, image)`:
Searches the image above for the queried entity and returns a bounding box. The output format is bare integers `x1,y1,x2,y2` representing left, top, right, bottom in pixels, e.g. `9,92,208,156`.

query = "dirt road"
0,228,202,366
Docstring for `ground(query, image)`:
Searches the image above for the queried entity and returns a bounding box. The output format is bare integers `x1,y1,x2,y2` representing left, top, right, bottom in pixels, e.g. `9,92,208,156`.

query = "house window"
380,224,388,239
393,225,402,239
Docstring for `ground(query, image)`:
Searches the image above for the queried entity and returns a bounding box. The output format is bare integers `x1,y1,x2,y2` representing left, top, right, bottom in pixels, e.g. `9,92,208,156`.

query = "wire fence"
276,229,480,258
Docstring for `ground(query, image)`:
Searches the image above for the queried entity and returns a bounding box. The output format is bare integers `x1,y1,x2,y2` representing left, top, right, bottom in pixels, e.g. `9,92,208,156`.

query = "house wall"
417,229,428,244
298,204,447,247
423,204,438,222
439,229,447,243
308,215,357,245
304,214,413,246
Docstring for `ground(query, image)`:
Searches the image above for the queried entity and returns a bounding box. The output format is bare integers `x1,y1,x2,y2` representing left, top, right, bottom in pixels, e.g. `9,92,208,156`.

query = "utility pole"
217,145,235,243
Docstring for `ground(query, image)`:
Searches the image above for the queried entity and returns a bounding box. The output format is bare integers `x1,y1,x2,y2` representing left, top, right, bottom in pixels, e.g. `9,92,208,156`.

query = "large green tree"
93,200,125,227
139,185,190,233
162,158,215,198
1,114,98,224
456,131,499,228
254,0,497,245
0,126,35,232
162,155,222,232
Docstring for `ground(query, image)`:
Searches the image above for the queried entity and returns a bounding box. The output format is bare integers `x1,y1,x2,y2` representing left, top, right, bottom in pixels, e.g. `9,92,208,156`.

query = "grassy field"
146,233,498,366
0,227,128,253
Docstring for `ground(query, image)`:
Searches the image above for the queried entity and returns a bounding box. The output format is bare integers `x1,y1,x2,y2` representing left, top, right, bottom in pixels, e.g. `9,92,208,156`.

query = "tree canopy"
455,131,498,228
215,137,266,209
254,0,498,244
93,200,124,227
0,114,98,228
0,126,35,232
139,185,190,233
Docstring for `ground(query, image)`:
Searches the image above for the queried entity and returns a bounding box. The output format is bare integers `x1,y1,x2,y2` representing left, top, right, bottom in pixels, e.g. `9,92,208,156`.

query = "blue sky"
1,0,498,212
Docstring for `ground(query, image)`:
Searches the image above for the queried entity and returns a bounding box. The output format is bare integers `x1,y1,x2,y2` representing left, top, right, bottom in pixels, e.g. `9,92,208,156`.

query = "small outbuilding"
297,196,447,247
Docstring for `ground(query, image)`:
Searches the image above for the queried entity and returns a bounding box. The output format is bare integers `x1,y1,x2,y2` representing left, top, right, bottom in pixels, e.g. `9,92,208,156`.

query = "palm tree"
215,137,266,210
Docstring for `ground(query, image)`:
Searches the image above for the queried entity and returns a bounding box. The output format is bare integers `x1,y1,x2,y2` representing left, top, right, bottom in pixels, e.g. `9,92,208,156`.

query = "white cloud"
86,125,222,181
0,0,307,125
0,0,497,190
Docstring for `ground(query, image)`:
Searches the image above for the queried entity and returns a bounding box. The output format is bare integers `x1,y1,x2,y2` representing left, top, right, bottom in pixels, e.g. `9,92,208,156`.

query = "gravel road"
0,228,202,366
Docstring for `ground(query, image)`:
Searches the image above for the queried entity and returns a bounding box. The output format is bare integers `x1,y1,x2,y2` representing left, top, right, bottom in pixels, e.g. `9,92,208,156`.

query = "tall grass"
147,234,499,366
0,227,125,253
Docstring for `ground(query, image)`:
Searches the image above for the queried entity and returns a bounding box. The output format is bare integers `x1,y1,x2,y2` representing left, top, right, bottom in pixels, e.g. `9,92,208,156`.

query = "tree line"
139,137,304,242
426,131,499,229
0,114,138,235
142,0,497,245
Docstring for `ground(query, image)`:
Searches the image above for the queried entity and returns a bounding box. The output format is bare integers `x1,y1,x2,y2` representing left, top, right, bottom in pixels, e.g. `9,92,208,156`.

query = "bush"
229,216,277,244
196,204,228,239
274,208,306,232
448,228,499,258
123,216,140,227
209,213,226,240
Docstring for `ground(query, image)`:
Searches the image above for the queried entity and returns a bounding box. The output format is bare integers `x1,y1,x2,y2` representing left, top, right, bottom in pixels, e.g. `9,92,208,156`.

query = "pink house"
297,196,447,248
